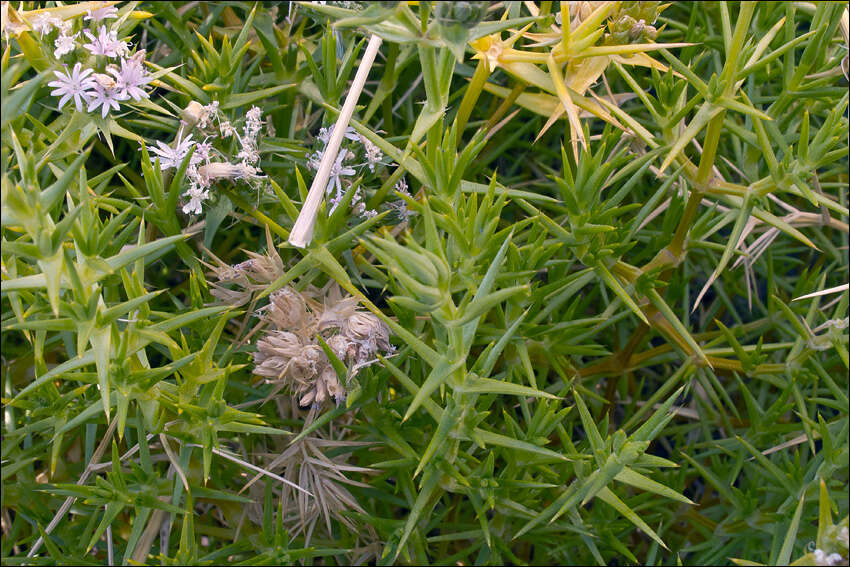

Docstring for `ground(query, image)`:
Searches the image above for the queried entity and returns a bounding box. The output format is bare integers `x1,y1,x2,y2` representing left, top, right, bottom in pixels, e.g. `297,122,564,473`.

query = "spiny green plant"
2,2,848,566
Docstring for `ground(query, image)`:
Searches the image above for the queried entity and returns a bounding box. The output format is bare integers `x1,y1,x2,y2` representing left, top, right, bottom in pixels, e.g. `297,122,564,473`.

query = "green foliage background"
2,1,848,565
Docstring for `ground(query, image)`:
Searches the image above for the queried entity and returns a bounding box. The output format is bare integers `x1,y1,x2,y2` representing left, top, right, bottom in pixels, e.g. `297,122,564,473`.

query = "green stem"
667,1,755,257
665,110,726,259
483,81,527,133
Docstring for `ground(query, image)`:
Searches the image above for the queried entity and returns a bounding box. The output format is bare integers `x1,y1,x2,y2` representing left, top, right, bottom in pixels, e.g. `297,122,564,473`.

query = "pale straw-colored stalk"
289,33,383,248
27,416,118,557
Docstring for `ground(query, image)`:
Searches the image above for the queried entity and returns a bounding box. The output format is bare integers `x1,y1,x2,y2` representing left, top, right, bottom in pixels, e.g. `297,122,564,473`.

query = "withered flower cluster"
253,284,392,406
203,234,392,407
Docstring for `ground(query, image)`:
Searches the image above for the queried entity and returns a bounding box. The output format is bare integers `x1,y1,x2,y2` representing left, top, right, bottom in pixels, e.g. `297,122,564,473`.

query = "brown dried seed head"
261,330,303,358
326,333,355,362
299,364,342,407
266,287,309,330
253,331,303,378
197,162,262,181
93,72,116,89
209,281,252,307
344,312,380,340
320,365,344,403
289,345,322,384
344,312,391,353
316,295,359,332
241,248,285,284
299,363,333,407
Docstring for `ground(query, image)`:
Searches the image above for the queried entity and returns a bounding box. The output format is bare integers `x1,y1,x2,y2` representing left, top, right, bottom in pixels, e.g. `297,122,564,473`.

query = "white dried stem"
28,416,118,557
289,34,383,248
210,445,314,497
793,283,849,302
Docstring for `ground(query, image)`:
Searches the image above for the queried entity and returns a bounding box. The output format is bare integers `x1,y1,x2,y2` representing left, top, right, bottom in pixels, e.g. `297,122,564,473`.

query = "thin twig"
28,416,118,557
207,445,314,497
289,34,383,248
106,519,114,566
160,433,190,493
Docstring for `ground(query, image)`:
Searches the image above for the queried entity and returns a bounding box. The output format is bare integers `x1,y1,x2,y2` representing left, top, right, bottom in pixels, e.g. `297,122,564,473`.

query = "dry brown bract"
202,232,391,407
253,283,392,407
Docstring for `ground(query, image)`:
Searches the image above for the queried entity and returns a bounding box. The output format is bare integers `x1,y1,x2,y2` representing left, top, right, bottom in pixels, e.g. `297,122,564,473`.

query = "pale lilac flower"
220,121,235,137
387,199,411,222
87,82,124,118
388,177,412,221
234,106,264,165
237,145,259,165
198,101,219,129
29,13,62,36
108,53,150,100
306,150,323,171
187,164,202,188
48,62,97,112
326,150,356,197
244,106,264,139
147,134,195,171
57,18,72,35
83,25,127,58
362,137,383,172
317,124,358,145
186,163,213,192
53,31,78,58
182,184,210,215
328,192,345,214
349,188,377,218
193,139,213,164
84,5,119,22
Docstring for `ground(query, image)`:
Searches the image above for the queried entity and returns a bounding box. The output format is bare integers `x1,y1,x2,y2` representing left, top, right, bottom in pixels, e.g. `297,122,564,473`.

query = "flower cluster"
253,284,393,407
306,124,386,218
387,176,412,222
202,240,393,407
201,233,285,307
39,5,152,118
146,101,267,215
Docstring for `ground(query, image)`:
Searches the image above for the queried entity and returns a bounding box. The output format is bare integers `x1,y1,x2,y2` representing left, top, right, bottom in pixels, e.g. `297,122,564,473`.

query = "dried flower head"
316,285,360,332
344,311,391,357
265,288,312,330
245,282,393,408
239,247,284,287
241,407,376,546
361,136,384,172
253,330,305,378
208,281,253,306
